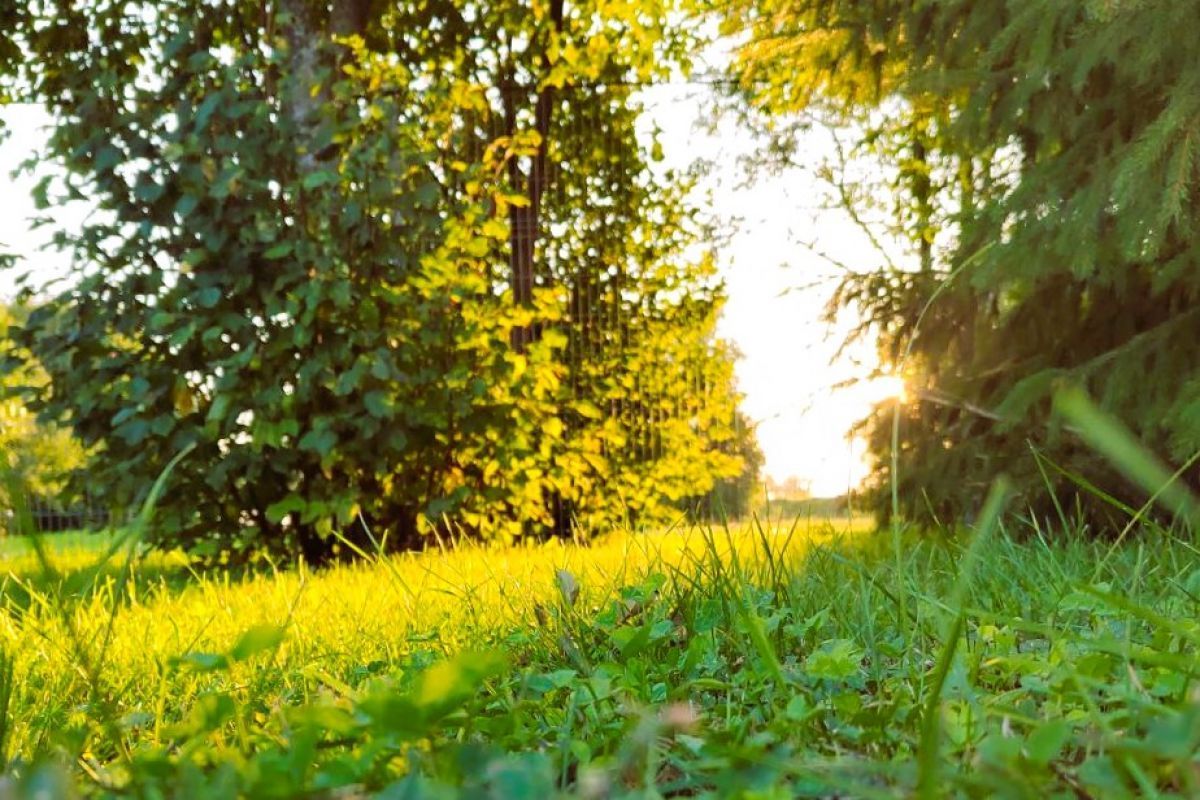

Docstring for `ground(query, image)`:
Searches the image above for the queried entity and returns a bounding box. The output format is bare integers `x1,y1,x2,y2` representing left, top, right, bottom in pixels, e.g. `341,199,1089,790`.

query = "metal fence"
3,491,119,535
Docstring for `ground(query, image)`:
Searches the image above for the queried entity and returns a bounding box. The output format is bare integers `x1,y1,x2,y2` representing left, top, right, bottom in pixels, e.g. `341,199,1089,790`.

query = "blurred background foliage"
0,304,90,531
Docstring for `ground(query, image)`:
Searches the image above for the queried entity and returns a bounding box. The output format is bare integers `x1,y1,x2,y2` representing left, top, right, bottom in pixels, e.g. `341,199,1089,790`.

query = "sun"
867,374,908,405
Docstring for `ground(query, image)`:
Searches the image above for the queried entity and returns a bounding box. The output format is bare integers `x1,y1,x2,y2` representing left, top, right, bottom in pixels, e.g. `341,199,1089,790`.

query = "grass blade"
1055,386,1200,526
917,477,1010,799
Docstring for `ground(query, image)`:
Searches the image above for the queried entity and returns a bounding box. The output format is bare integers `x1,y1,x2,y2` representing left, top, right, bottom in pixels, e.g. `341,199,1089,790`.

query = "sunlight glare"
866,374,908,405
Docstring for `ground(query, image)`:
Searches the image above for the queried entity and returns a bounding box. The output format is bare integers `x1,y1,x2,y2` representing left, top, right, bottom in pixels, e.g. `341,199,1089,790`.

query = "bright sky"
0,94,900,497
639,86,902,495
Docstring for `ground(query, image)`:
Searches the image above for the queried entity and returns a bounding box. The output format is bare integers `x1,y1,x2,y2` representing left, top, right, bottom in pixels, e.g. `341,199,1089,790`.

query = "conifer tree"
730,0,1200,524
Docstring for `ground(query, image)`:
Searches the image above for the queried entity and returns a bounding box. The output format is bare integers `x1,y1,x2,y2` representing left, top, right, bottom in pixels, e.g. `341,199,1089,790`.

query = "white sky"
639,86,901,496
0,94,900,497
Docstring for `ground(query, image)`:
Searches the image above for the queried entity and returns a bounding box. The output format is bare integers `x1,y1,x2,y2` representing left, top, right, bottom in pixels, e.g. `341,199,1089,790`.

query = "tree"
7,0,745,559
729,0,1200,526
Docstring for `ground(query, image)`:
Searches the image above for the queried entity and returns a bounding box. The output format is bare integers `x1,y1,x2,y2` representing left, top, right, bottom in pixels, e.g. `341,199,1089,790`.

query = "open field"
1,517,1198,797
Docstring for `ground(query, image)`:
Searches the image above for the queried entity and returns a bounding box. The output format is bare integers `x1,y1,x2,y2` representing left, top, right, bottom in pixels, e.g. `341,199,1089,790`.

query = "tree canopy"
2,0,746,559
729,0,1200,525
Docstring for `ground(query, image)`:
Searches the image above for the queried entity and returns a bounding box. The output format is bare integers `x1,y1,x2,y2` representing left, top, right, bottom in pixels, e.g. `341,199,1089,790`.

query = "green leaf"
370,352,393,380
174,193,199,218
208,166,243,199
1025,720,1071,766
114,419,150,446
301,170,338,190
335,363,364,396
784,694,814,721
149,310,175,329
413,650,508,716
1142,706,1200,759
264,242,293,259
206,394,231,425
193,93,221,130
266,495,306,524
135,180,166,203
229,625,285,662
414,181,440,206
164,693,236,739
299,428,337,456
610,624,652,659
194,287,222,309
182,248,207,269
359,651,508,739
555,569,579,607
288,704,359,737
803,639,862,681
364,390,391,418
176,652,229,673
693,598,722,634
94,145,122,172
387,430,408,452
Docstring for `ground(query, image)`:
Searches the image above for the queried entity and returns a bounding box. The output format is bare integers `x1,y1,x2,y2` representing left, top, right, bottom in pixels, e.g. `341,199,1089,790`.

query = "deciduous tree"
6,0,744,558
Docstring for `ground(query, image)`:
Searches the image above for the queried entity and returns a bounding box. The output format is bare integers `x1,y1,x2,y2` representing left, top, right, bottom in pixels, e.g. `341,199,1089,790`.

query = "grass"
0,513,1198,797
0,531,189,613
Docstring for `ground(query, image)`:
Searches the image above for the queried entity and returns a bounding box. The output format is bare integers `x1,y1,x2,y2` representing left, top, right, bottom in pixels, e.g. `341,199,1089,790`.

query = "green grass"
0,529,112,558
2,515,1199,797
0,530,190,613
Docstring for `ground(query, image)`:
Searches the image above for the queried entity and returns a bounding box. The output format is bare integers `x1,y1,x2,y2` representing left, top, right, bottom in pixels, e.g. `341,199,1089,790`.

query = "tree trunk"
277,0,371,565
506,0,565,350
279,0,371,176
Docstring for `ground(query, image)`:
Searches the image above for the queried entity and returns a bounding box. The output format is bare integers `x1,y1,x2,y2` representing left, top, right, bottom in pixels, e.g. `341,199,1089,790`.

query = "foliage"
0,305,89,525
4,513,1200,796
729,0,1200,525
5,1,743,558
683,409,764,521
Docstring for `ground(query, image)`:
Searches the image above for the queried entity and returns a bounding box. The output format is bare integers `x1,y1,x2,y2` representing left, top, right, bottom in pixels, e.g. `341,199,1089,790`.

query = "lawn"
1,516,1198,797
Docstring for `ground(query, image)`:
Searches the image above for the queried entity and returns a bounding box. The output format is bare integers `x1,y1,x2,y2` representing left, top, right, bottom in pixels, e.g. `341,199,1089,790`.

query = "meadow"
5,0,1200,796
1,510,1197,798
